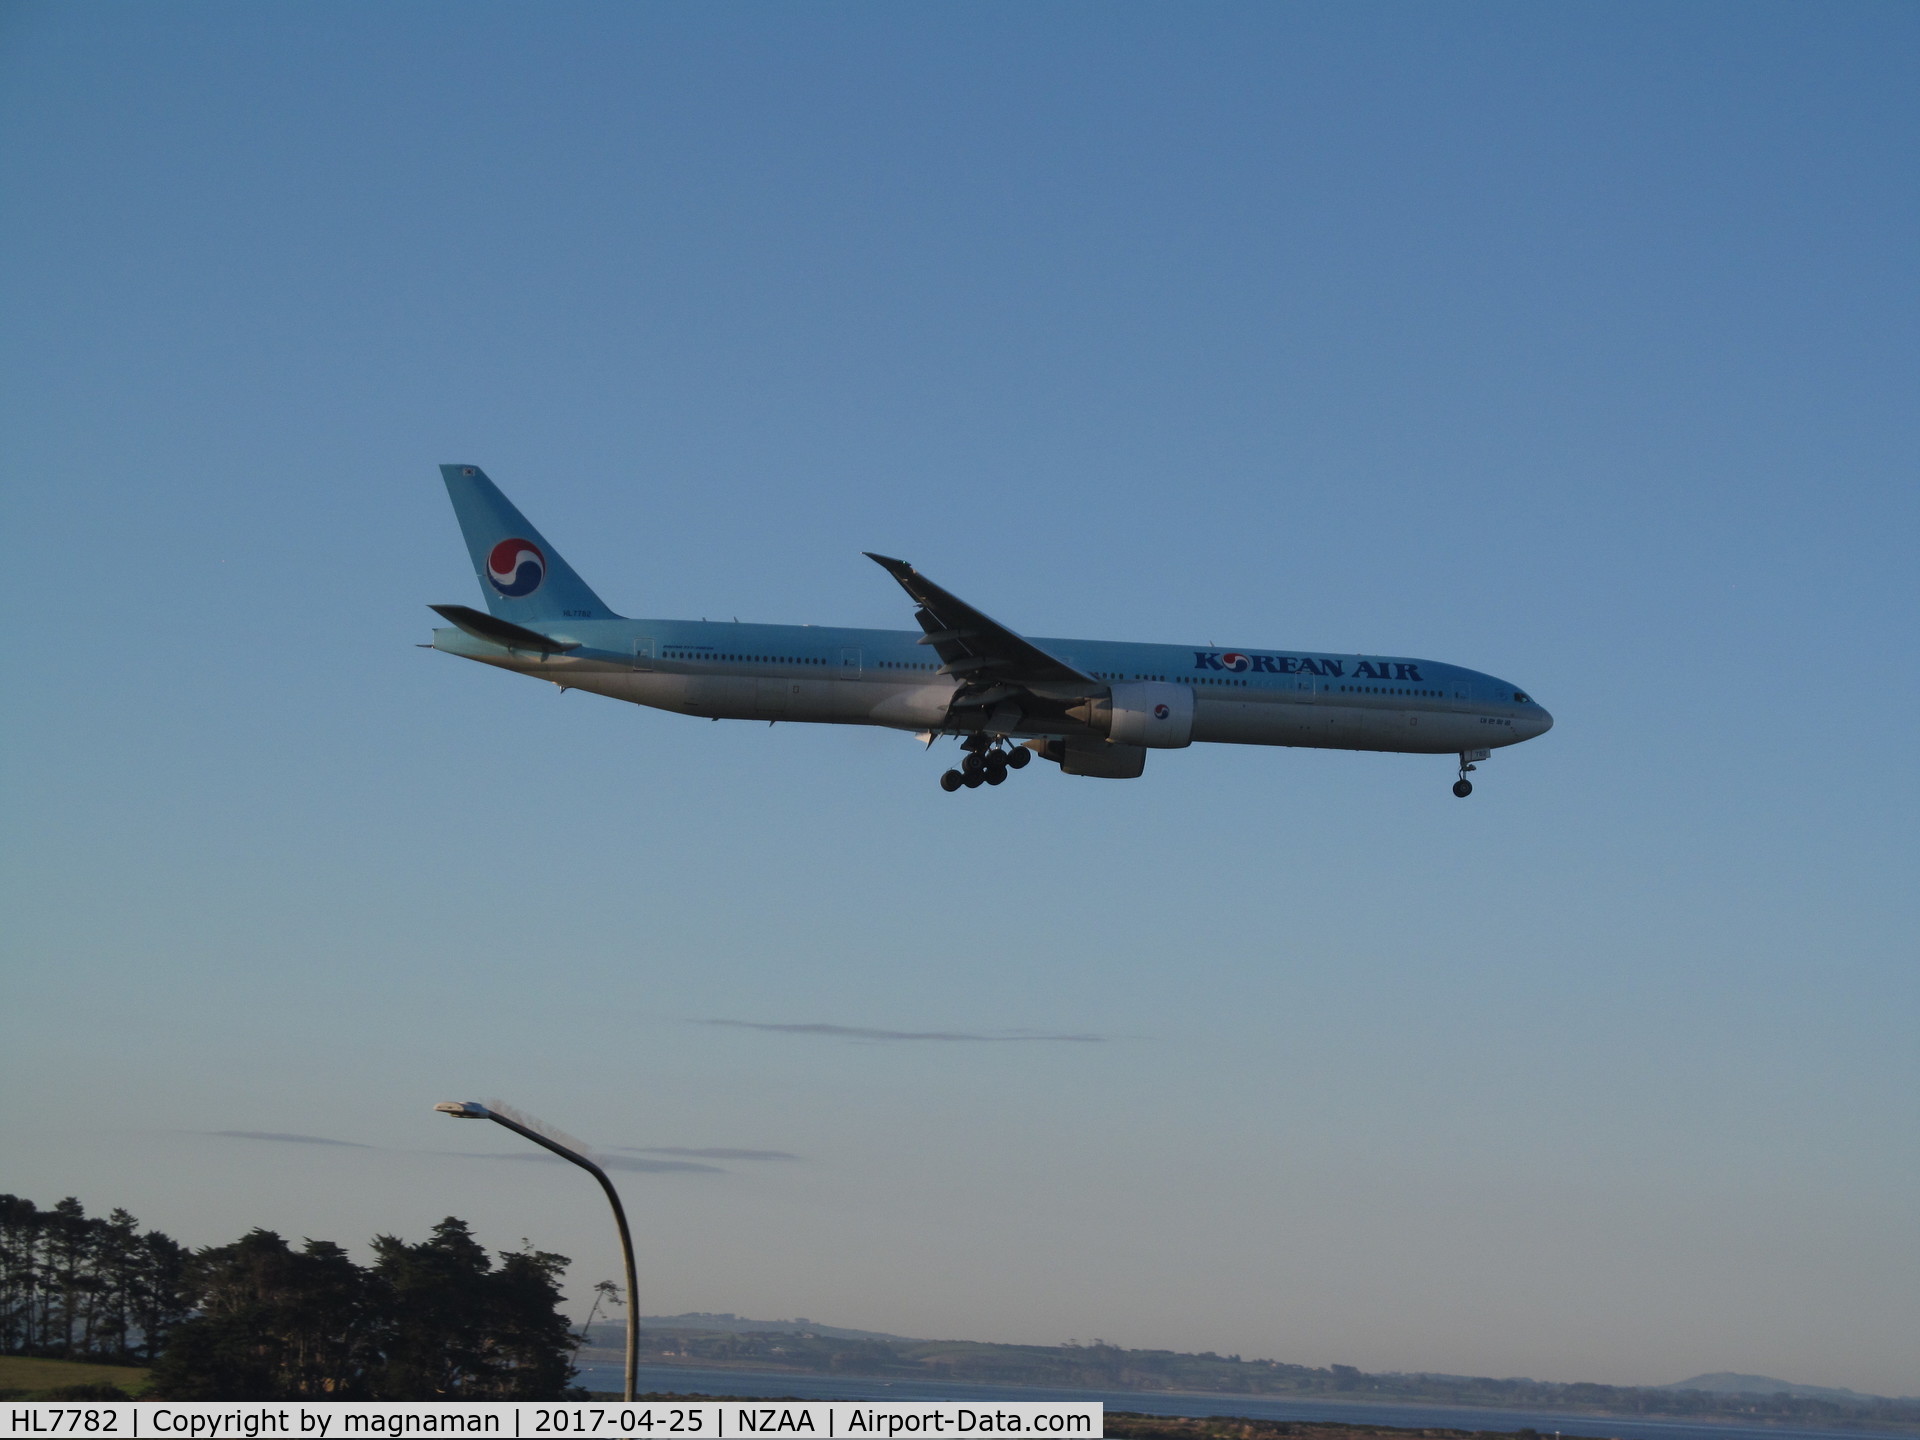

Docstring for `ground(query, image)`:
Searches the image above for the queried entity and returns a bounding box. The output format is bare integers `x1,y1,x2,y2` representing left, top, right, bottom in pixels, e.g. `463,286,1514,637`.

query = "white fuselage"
432,618,1553,758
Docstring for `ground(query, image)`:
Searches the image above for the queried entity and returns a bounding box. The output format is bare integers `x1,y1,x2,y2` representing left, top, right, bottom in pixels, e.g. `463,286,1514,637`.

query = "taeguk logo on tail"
487,537,545,598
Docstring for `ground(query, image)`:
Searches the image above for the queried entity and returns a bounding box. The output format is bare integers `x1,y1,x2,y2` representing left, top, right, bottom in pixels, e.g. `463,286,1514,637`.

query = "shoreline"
571,1363,1920,1440
572,1359,1920,1436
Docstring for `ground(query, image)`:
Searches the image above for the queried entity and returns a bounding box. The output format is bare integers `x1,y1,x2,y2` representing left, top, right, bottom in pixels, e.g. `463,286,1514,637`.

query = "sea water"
568,1364,1916,1440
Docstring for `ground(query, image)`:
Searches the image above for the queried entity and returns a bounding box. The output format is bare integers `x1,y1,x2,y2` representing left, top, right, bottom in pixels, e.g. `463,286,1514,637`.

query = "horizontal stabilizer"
429,604,581,654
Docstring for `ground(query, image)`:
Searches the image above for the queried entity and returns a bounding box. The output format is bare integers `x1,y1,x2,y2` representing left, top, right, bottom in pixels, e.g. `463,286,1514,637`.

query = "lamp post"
435,1100,639,1402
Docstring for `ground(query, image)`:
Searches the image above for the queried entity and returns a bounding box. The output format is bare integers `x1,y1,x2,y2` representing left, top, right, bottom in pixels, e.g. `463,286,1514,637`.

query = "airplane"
426,465,1553,795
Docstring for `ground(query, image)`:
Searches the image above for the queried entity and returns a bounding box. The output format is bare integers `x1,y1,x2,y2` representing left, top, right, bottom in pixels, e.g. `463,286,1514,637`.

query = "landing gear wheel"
1006,747,1031,769
962,752,987,778
985,765,1008,785
963,771,985,789
1454,751,1481,797
940,770,964,793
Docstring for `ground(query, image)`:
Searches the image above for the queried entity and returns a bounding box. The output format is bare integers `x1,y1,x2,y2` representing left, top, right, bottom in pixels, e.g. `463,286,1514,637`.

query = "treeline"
623,1328,1920,1427
2,1196,579,1400
0,1196,190,1363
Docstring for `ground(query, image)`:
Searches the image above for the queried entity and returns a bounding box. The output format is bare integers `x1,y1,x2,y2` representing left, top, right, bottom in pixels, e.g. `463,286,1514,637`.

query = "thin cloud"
211,1131,371,1148
206,1131,719,1175
452,1150,723,1175
699,1020,1105,1043
620,1146,800,1161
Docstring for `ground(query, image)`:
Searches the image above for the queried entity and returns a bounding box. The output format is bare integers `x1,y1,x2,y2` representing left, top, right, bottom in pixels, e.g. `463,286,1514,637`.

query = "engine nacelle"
1072,681,1194,748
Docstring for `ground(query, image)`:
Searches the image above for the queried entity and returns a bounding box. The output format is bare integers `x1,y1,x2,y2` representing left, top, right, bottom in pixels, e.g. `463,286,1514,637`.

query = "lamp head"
434,1101,492,1119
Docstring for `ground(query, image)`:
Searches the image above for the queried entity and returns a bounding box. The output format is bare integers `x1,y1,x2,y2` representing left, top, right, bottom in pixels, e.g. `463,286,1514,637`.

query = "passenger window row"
666,651,827,665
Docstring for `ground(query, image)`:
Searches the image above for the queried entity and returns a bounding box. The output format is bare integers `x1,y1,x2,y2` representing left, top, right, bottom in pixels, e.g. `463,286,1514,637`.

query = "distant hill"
591,1314,918,1344
1664,1373,1876,1403
574,1319,1920,1426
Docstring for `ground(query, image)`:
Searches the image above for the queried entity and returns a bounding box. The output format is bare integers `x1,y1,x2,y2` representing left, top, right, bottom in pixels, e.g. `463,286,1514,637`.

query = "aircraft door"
835,646,868,721
753,678,790,719
632,636,654,671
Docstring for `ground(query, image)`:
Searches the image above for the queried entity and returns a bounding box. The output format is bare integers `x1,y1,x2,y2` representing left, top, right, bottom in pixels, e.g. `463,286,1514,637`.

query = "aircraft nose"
1533,706,1554,735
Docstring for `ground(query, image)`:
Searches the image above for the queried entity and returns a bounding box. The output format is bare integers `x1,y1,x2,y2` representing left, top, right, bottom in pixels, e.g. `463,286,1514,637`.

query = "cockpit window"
1513,692,1530,703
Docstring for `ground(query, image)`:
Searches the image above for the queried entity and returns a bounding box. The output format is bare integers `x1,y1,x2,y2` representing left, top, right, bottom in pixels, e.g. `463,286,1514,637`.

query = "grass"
0,1354,152,1398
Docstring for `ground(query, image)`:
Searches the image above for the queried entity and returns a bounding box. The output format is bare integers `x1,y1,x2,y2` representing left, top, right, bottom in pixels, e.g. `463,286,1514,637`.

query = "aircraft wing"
863,553,1094,689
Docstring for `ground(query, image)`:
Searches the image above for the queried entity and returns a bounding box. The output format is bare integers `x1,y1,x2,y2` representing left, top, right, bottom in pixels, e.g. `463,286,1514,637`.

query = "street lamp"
435,1100,639,1402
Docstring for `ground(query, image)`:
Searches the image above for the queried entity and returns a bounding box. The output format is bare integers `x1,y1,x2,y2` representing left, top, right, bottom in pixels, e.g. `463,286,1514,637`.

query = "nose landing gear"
939,735,1030,793
1453,748,1488,797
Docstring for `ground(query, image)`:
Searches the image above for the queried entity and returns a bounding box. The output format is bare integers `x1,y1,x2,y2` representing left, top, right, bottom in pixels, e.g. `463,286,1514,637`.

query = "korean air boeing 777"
427,465,1552,795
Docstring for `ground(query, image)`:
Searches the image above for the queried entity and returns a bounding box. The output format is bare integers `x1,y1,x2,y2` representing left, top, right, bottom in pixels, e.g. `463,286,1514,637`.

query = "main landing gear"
939,735,1031,792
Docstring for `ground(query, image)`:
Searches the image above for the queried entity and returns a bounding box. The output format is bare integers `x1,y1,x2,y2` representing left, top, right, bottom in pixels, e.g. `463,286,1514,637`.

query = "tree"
127,1229,192,1362
369,1219,496,1399
478,1243,577,1399
146,1230,378,1400
42,1198,95,1357
10,1202,580,1401
87,1210,142,1361
0,1196,190,1363
369,1219,576,1399
0,1195,41,1354
579,1280,623,1345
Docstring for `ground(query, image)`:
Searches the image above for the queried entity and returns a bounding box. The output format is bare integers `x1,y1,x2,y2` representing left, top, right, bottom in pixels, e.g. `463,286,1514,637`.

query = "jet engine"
1068,681,1194,748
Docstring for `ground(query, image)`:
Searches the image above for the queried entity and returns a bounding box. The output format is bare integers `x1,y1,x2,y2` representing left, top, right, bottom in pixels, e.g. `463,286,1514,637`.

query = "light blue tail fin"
439,464,619,621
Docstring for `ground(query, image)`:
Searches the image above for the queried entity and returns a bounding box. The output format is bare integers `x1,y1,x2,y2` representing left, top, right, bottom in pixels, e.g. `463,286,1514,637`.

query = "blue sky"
2,0,1915,1397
